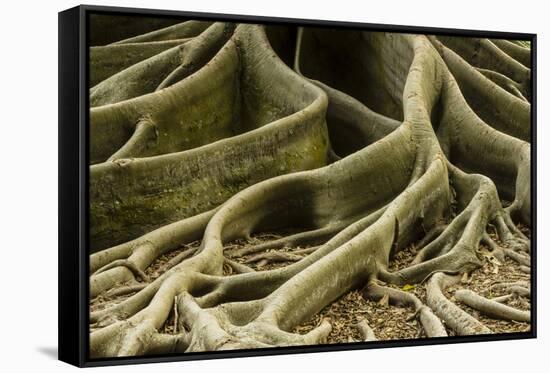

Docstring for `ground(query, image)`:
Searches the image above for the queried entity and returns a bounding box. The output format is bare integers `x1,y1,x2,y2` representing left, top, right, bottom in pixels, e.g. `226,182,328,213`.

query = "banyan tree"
87,15,532,357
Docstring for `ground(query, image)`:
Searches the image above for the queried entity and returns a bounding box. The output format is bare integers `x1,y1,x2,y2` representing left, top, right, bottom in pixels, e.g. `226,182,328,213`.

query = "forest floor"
90,225,531,343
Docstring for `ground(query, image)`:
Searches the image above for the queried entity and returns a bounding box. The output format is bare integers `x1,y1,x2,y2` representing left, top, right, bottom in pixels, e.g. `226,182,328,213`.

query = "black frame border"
58,4,537,368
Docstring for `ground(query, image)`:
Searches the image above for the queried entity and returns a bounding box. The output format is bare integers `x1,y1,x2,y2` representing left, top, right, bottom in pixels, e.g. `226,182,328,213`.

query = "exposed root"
426,273,492,335
454,289,530,322
90,39,191,86
173,296,179,334
362,281,447,337
354,319,377,341
174,293,332,352
107,117,158,161
94,259,150,283
491,294,515,303
112,20,211,45
87,22,531,357
519,266,530,274
226,225,342,258
89,211,212,297
415,224,447,252
104,284,148,298
503,249,530,267
224,258,255,274
245,251,307,265
491,281,530,291
161,246,200,273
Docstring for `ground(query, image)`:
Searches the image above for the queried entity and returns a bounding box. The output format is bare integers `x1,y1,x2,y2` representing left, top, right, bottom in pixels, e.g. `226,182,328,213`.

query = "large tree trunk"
87,20,531,357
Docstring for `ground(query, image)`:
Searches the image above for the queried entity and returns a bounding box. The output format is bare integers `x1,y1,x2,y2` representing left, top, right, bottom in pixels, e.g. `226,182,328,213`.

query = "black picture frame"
58,4,537,367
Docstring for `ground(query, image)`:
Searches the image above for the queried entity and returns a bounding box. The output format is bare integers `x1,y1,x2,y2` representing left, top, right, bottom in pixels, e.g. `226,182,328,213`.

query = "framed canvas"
58,4,536,367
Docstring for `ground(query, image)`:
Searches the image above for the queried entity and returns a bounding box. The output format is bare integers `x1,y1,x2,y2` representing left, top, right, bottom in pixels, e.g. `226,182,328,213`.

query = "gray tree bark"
87,20,531,357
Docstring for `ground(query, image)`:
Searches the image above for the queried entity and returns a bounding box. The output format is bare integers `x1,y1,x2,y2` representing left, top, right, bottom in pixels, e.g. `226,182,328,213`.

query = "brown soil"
90,227,531,340
296,230,531,342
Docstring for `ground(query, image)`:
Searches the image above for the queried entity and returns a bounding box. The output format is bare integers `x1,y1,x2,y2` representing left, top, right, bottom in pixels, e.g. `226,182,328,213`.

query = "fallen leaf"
378,293,390,307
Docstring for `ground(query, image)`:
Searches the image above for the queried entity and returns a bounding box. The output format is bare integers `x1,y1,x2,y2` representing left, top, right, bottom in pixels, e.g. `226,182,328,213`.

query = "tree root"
426,273,492,335
112,20,211,45
90,38,191,87
244,251,307,266
475,67,528,102
415,225,447,252
106,117,158,161
490,39,531,68
491,294,515,303
226,225,343,258
519,266,530,274
354,319,377,341
94,259,150,283
89,25,331,250
503,249,530,267
454,289,530,322
89,210,213,297
491,281,530,291
362,281,447,337
163,246,200,271
104,284,148,298
175,293,332,352
434,36,530,100
87,23,531,356
224,258,255,274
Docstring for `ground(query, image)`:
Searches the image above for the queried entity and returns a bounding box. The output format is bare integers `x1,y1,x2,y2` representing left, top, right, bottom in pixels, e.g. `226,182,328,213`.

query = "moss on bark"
87,21,532,357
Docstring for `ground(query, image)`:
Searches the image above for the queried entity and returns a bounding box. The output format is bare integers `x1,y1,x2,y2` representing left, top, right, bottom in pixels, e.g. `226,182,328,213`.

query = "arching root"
94,259,150,283
354,319,377,341
104,284,148,298
226,225,343,258
223,258,255,274
87,23,531,356
242,247,318,267
175,293,332,352
362,280,447,337
426,273,492,335
454,289,530,322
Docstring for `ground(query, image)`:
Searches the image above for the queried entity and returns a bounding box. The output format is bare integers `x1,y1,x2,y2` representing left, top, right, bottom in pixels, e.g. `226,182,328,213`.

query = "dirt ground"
90,226,531,341
295,226,531,342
